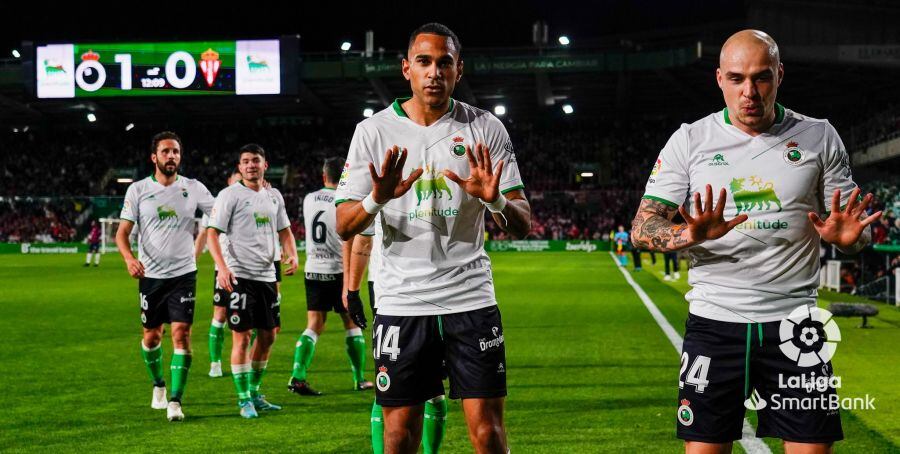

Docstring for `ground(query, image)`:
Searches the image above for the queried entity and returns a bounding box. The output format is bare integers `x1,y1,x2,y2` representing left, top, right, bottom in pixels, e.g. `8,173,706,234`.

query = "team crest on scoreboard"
783,141,803,166
199,48,221,88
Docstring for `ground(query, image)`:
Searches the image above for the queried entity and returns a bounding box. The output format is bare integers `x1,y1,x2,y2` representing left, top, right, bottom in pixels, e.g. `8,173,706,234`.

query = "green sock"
208,321,225,364
423,397,448,454
370,401,384,454
345,328,366,384
141,342,165,387
231,363,252,403
291,329,318,381
249,360,268,399
170,350,192,402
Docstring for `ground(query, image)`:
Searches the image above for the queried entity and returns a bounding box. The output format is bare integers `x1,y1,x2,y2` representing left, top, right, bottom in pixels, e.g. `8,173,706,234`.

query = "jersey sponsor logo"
708,153,729,166
783,141,804,166
253,212,271,228
730,176,783,215
677,399,694,426
744,388,768,410
376,365,391,391
414,164,454,206
156,205,178,221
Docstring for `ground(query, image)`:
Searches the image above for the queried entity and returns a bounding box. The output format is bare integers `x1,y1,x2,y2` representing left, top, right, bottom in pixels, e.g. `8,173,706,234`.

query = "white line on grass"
609,252,772,454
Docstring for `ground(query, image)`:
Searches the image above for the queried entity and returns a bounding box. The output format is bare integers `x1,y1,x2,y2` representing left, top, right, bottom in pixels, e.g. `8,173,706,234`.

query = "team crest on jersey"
376,366,391,391
450,136,467,159
783,141,804,166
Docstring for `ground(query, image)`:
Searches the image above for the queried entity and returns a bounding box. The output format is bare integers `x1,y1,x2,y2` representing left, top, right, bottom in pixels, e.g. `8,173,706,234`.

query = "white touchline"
609,252,772,454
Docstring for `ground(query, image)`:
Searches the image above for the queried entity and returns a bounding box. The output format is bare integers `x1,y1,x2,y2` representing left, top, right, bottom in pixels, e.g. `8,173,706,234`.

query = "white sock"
211,320,225,328
232,363,252,374
302,329,319,343
346,328,363,337
251,360,268,371
85,253,92,264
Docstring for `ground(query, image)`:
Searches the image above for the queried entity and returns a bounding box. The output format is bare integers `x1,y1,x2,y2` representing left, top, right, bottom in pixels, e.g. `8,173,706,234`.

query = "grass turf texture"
0,252,896,453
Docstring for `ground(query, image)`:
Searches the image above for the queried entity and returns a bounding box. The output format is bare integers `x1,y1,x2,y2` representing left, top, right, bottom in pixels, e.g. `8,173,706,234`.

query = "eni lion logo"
156,205,178,221
414,164,453,206
253,212,271,228
729,176,782,215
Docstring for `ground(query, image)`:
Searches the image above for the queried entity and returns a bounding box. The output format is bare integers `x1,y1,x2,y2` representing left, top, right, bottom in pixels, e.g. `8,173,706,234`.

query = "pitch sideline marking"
608,252,772,454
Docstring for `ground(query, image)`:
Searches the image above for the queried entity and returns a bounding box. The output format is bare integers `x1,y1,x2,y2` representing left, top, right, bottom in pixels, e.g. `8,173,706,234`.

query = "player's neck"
152,171,177,186
241,179,263,192
727,104,779,137
402,96,451,126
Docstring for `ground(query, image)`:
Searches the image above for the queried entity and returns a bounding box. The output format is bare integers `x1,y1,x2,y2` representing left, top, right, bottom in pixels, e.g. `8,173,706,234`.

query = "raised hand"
443,143,504,202
369,146,423,204
678,185,748,244
808,188,882,249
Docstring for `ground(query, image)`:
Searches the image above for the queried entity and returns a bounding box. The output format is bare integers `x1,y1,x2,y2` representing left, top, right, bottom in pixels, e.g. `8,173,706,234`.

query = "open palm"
443,143,504,202
809,188,881,248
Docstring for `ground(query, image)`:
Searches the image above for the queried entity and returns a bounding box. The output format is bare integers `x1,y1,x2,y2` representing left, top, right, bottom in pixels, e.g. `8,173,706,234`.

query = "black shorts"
677,313,843,443
274,261,282,283
88,242,100,253
138,271,197,328
373,305,507,407
368,281,376,314
305,273,345,313
212,269,227,307
225,277,280,332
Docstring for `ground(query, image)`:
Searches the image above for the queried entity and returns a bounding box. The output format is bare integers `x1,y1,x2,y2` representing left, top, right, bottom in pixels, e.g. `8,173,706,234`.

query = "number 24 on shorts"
680,353,711,393
374,325,401,361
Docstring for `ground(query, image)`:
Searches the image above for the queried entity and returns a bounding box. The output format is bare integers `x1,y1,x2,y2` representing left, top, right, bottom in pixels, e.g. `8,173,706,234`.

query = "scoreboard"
33,38,297,98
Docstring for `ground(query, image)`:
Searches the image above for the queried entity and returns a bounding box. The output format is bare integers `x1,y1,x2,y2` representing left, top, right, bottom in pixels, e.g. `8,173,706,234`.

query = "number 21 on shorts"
679,352,710,393
373,324,401,361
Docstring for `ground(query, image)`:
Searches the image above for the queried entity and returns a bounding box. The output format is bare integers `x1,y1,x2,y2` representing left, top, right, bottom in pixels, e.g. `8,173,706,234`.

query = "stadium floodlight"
87,113,97,122
117,178,134,184
11,49,20,58
363,108,374,118
494,104,507,116
580,172,594,178
23,126,29,132
562,104,574,114
12,127,18,133
125,123,135,131
558,36,570,46
341,41,352,51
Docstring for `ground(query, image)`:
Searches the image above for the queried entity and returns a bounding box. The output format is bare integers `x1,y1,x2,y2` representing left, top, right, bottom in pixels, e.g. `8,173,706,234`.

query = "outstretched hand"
678,185,748,244
808,188,881,249
443,143,504,203
369,146,424,204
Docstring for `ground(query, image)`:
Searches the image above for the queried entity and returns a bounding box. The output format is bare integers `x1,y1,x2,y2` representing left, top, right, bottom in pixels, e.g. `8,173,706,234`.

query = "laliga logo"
779,305,841,367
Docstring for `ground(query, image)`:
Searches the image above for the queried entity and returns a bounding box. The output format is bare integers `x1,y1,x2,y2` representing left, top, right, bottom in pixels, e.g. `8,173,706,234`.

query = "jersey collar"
149,174,178,184
391,97,456,121
723,103,785,127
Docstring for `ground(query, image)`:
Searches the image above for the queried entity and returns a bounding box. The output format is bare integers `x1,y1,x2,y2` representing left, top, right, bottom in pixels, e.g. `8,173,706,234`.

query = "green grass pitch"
1,252,898,453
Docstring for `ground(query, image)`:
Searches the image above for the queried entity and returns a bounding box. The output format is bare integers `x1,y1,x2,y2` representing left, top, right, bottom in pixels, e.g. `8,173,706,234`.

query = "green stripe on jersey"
642,195,678,208
501,185,525,195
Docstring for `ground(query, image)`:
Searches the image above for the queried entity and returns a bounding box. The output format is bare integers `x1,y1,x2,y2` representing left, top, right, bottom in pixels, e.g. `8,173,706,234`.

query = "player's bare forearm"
631,199,694,252
115,221,136,260
347,235,372,291
206,228,228,271
193,231,207,261
491,190,531,239
336,201,377,241
278,228,299,273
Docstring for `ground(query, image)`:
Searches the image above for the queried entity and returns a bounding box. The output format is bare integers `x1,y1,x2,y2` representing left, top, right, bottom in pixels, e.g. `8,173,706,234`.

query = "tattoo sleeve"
631,199,693,252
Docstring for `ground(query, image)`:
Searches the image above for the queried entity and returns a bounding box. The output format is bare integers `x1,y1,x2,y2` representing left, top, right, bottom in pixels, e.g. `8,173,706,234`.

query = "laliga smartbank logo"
743,305,876,412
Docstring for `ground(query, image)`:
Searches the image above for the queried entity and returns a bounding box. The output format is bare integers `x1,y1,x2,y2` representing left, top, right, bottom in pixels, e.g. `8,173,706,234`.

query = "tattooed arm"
632,185,749,252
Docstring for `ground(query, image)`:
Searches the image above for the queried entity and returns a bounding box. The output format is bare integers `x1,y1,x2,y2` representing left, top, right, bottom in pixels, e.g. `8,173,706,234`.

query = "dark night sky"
0,1,744,54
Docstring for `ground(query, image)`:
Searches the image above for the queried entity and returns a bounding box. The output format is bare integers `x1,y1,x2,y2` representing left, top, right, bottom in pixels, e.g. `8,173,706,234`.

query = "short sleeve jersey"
303,188,343,275
207,182,290,282
642,104,858,323
120,175,214,279
335,98,524,316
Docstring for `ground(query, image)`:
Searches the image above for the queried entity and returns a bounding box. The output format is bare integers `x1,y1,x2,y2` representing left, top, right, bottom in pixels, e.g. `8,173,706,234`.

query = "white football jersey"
120,175,214,279
643,104,858,323
303,188,343,275
335,98,524,316
207,182,290,282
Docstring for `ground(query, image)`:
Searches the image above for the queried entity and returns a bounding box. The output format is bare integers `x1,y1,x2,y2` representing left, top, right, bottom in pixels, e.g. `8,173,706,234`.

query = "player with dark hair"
115,131,215,422
288,157,374,396
336,22,531,453
207,144,298,418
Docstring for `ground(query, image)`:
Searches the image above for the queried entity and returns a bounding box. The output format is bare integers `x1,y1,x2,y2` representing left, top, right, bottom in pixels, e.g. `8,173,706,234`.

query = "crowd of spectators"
0,198,80,243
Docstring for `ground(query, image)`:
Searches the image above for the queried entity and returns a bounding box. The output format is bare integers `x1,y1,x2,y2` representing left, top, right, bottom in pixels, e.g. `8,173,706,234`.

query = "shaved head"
716,29,784,136
720,29,780,69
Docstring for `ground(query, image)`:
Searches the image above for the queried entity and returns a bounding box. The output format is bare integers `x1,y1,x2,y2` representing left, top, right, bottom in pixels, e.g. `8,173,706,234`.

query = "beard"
157,160,178,177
